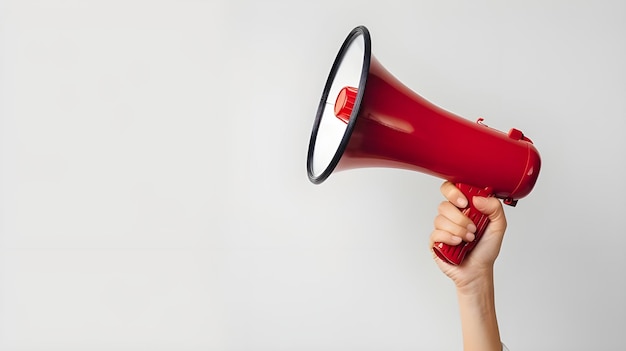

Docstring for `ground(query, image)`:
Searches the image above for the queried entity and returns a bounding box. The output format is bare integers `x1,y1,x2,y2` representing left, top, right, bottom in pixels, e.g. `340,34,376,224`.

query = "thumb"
472,196,507,231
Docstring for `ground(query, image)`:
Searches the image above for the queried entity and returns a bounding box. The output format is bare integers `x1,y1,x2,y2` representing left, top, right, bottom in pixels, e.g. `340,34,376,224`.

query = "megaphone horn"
307,26,541,265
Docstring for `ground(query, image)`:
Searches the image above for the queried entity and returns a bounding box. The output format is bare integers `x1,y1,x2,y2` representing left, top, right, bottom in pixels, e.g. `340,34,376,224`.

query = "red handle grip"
433,183,494,265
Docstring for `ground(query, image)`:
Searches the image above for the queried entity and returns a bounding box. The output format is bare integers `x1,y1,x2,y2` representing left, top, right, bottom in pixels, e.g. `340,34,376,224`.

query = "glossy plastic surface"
333,55,541,202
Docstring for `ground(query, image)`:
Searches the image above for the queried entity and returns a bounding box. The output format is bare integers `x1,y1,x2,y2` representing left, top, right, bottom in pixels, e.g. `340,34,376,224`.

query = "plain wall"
1,0,625,350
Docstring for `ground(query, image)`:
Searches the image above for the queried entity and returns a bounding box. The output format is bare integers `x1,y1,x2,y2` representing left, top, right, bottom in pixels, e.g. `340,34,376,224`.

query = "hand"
430,181,507,293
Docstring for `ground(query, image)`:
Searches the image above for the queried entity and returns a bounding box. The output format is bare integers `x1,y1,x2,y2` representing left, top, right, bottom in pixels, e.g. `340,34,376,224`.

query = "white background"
1,0,625,350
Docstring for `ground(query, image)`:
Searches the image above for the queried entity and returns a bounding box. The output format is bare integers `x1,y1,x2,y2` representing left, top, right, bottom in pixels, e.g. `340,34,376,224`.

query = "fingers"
440,181,468,208
434,201,477,242
430,229,463,247
433,181,507,250
440,181,507,231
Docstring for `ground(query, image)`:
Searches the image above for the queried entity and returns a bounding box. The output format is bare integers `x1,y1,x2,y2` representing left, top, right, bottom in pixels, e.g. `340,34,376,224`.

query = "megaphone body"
307,26,541,265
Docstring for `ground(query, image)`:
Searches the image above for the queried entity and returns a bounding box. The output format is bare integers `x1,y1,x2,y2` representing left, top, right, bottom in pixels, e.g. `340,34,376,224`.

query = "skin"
430,181,508,351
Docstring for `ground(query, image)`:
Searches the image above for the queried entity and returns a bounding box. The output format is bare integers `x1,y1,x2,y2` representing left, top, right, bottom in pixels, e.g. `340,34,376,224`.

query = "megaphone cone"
307,26,541,265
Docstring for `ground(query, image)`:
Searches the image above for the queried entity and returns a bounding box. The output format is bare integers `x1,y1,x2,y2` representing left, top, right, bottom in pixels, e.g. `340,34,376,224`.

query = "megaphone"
307,26,541,265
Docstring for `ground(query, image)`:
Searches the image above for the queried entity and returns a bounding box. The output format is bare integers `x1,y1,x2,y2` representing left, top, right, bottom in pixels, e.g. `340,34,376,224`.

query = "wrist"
455,266,494,296
456,274,495,314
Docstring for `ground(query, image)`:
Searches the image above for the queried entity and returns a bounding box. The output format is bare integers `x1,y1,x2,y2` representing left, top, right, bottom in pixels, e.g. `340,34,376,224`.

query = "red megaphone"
307,26,541,265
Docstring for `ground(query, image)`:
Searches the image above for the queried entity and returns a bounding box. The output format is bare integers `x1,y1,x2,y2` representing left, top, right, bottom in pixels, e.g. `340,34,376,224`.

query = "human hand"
430,181,507,293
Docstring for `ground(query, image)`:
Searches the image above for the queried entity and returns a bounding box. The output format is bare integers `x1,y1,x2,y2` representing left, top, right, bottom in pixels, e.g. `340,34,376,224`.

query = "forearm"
456,271,502,351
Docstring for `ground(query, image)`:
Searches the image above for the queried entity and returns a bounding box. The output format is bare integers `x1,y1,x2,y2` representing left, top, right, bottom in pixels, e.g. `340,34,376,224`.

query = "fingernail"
457,197,468,208
466,232,476,242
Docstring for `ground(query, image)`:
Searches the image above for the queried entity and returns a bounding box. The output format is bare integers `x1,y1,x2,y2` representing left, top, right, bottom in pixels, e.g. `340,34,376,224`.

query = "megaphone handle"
433,183,494,265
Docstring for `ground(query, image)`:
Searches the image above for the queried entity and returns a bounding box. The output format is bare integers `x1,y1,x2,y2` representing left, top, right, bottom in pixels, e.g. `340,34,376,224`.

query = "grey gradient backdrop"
1,0,625,350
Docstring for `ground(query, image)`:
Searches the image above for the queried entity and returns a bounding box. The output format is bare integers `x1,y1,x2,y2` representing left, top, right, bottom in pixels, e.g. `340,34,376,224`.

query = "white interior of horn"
311,34,365,177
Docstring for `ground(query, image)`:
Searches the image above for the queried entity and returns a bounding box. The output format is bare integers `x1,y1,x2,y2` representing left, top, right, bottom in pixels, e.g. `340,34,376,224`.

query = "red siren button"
334,86,358,124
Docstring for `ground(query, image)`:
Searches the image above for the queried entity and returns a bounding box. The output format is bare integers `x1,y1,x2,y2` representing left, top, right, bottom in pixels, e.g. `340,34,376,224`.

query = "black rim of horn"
307,25,372,184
